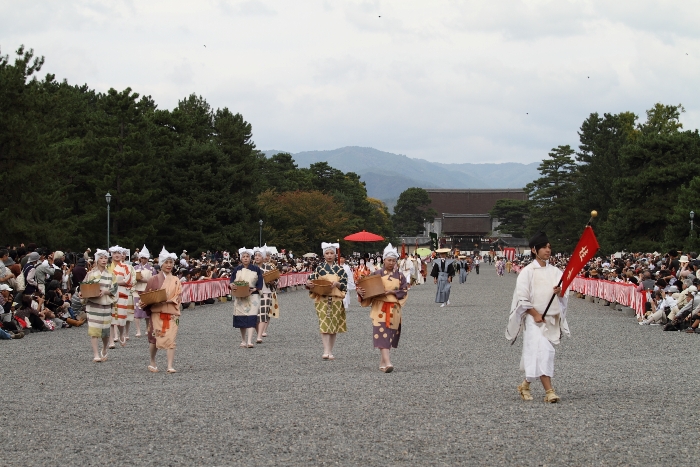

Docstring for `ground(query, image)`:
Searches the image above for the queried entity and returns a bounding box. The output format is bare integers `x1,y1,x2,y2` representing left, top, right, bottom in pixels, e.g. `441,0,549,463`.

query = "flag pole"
541,210,598,319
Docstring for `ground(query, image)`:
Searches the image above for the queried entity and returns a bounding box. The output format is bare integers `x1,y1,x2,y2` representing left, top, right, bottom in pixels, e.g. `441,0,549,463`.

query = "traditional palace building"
400,188,529,254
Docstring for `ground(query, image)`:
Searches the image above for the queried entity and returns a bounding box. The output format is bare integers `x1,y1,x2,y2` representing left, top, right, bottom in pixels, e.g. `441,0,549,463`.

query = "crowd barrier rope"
569,276,645,317
179,272,312,303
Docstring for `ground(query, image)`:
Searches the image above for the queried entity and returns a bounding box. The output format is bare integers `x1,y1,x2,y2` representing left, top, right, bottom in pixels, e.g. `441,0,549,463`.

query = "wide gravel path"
2,264,699,466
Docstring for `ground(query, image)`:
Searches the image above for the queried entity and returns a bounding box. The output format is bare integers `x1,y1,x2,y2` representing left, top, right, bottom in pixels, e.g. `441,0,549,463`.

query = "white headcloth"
159,246,177,264
253,246,265,257
94,249,109,260
138,244,151,259
383,243,399,260
108,245,122,254
321,242,339,253
238,247,254,257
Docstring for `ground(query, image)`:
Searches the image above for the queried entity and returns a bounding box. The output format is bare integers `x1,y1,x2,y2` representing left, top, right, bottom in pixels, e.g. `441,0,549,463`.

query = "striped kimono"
83,268,118,338
109,261,135,325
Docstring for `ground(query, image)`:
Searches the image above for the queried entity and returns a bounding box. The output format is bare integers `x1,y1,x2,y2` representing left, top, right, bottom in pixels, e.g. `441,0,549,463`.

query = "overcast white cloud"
1,0,699,163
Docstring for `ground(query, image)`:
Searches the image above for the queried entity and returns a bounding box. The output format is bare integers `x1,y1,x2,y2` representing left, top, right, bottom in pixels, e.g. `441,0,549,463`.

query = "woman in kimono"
133,245,156,338
306,242,347,360
107,245,135,347
457,256,469,284
430,248,455,307
230,247,263,348
81,249,117,362
357,244,408,373
263,247,280,322
496,258,506,277
253,246,276,343
143,247,182,373
353,258,371,284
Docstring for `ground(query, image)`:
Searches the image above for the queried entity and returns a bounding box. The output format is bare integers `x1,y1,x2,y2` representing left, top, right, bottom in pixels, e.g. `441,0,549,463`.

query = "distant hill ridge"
262,146,540,210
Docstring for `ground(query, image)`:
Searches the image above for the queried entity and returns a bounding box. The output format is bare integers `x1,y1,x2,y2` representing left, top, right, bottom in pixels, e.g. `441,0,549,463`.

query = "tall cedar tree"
605,105,700,252
525,145,578,251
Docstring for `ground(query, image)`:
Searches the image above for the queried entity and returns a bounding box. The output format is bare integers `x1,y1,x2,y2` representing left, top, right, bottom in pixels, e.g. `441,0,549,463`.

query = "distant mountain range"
262,146,540,211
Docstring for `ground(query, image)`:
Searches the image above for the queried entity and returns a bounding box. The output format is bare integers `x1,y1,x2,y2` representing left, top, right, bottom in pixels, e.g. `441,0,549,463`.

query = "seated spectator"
15,295,49,332
640,290,677,325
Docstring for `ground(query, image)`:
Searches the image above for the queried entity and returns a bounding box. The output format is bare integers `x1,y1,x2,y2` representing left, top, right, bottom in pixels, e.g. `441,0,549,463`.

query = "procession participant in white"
505,231,569,403
430,248,455,307
339,256,355,311
399,255,413,287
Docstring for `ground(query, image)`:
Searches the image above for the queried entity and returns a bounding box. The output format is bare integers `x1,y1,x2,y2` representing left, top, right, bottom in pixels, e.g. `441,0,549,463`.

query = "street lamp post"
259,219,263,247
691,211,695,237
106,192,112,249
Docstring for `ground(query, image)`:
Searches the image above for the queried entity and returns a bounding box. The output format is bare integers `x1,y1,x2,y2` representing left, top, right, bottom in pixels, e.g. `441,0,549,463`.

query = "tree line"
0,46,393,255
489,102,700,254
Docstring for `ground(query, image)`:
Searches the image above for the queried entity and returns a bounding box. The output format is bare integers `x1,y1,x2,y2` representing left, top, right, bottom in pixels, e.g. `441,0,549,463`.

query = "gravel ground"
2,265,699,466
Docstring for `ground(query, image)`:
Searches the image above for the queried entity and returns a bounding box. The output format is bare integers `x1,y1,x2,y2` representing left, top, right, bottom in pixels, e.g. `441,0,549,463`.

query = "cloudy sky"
2,0,699,164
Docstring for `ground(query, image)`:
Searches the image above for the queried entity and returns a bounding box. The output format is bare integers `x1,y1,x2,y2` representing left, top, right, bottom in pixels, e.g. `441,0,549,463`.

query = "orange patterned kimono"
144,272,182,350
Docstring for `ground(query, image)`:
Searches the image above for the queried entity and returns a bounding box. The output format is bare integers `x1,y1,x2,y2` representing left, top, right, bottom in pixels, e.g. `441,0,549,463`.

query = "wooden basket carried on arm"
357,274,385,299
263,269,280,283
80,282,101,299
139,289,167,306
232,281,252,298
310,279,334,296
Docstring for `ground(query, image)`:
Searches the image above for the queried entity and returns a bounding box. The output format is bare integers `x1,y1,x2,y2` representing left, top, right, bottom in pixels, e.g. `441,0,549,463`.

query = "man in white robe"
505,231,569,403
399,256,413,286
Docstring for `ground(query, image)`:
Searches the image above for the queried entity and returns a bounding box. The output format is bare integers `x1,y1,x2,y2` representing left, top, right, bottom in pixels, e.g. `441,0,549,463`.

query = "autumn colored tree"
258,190,355,253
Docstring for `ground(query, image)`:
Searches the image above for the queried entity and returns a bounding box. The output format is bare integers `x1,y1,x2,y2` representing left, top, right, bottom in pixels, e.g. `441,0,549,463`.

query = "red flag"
561,226,599,293
401,243,406,259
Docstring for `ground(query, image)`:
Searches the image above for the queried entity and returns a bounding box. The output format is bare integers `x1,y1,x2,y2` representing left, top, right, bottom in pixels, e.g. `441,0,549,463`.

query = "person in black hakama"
431,248,455,307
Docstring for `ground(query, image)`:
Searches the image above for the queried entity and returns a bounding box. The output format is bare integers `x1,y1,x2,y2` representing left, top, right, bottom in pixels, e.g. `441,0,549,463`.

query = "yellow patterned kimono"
309,262,347,334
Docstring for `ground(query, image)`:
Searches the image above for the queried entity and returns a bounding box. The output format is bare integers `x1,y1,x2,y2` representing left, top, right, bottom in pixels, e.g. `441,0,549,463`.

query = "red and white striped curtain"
569,277,645,317
277,272,312,289
503,247,516,261
180,278,230,303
